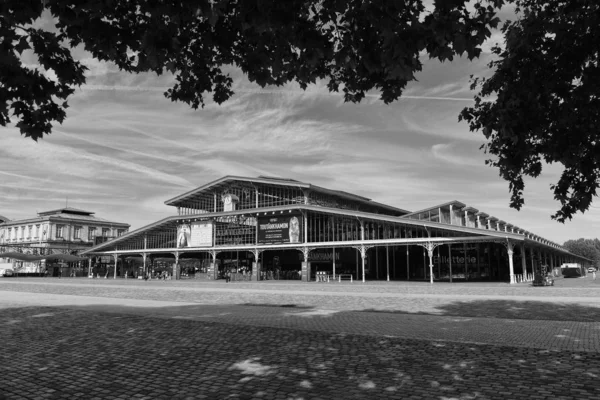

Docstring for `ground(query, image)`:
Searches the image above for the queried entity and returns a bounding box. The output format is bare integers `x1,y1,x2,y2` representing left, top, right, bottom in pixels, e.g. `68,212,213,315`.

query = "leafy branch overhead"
460,0,600,222
1,0,503,138
2,1,598,222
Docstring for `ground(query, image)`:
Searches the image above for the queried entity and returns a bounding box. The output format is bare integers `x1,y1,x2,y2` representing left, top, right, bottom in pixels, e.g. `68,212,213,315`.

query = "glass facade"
84,177,577,282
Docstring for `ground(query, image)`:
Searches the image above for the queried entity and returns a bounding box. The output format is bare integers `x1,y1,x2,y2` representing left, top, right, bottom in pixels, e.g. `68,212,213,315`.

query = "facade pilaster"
520,244,527,282
113,253,119,279
505,241,515,284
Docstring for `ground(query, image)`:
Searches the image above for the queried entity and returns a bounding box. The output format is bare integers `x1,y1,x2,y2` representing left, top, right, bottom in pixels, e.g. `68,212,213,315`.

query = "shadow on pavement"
241,303,313,309
362,299,600,322
1,303,599,400
6,296,600,325
0,302,322,322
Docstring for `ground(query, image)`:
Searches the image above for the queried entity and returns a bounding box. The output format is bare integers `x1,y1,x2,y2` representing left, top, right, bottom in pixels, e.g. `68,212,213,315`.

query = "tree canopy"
563,238,600,268
2,0,599,221
460,0,600,222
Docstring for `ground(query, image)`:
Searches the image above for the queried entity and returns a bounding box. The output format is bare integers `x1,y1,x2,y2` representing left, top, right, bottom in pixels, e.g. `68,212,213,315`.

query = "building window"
88,227,96,241
74,226,81,239
20,226,24,239
27,225,32,239
56,225,64,239
117,229,126,237
35,225,40,239
102,228,110,237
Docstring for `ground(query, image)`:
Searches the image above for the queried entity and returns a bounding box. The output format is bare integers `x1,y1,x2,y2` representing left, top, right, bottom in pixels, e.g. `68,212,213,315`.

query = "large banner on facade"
258,214,302,244
177,221,213,248
177,224,192,248
190,221,213,247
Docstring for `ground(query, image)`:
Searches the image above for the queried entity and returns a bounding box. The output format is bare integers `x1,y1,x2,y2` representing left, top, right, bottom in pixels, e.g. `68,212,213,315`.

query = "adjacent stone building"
0,207,130,274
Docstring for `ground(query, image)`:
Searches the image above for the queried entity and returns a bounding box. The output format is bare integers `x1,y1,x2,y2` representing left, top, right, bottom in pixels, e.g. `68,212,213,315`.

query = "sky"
1,6,599,245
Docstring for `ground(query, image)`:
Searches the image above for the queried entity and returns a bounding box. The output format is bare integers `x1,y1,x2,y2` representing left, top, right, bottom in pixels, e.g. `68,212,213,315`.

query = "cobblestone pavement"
2,278,600,320
4,274,600,295
1,279,600,399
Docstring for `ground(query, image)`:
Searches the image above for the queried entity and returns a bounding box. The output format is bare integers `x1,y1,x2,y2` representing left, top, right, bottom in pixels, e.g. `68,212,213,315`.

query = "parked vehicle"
562,263,583,278
0,269,14,277
532,274,554,286
587,267,596,273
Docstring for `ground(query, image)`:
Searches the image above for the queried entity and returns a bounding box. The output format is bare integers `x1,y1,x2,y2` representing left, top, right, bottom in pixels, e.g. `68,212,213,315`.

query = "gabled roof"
81,204,526,254
0,207,129,227
399,201,567,249
257,175,301,183
401,201,467,218
165,176,309,205
38,207,95,217
164,175,410,215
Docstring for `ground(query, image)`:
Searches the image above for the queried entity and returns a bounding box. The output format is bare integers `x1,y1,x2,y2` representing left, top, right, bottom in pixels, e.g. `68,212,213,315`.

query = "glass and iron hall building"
82,175,589,283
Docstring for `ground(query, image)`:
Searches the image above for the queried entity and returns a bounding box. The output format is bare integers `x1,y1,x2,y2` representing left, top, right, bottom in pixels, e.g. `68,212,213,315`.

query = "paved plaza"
1,277,600,399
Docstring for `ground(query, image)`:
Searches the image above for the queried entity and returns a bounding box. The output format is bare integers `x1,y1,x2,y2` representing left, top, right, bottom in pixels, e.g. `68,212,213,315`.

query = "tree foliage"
460,0,600,222
563,238,600,268
4,0,600,221
1,0,502,139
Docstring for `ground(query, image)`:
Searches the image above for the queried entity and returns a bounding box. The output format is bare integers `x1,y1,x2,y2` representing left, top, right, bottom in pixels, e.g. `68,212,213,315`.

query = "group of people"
43,268,77,278
143,271,171,280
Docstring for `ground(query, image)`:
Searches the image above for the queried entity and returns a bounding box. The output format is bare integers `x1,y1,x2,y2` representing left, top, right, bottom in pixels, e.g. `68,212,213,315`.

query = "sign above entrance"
258,213,302,244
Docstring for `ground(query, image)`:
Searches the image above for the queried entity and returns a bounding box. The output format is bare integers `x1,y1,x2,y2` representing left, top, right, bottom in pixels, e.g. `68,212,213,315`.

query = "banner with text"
190,221,213,247
257,214,302,244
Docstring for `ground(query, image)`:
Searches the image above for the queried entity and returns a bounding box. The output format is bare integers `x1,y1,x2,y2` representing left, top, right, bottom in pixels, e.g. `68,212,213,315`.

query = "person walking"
593,269,596,280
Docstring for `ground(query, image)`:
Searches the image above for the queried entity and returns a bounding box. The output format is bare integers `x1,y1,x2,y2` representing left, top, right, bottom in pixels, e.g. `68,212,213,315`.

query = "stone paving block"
2,282,600,399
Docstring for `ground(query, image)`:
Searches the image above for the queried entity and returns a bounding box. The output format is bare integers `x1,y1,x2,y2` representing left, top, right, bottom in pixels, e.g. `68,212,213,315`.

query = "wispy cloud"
80,84,475,102
0,171,52,182
431,143,485,167
80,85,168,92
53,128,190,164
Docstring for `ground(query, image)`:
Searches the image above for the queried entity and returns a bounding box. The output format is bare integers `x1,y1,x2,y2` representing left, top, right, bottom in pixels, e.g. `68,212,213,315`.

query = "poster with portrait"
176,224,191,248
258,213,302,244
